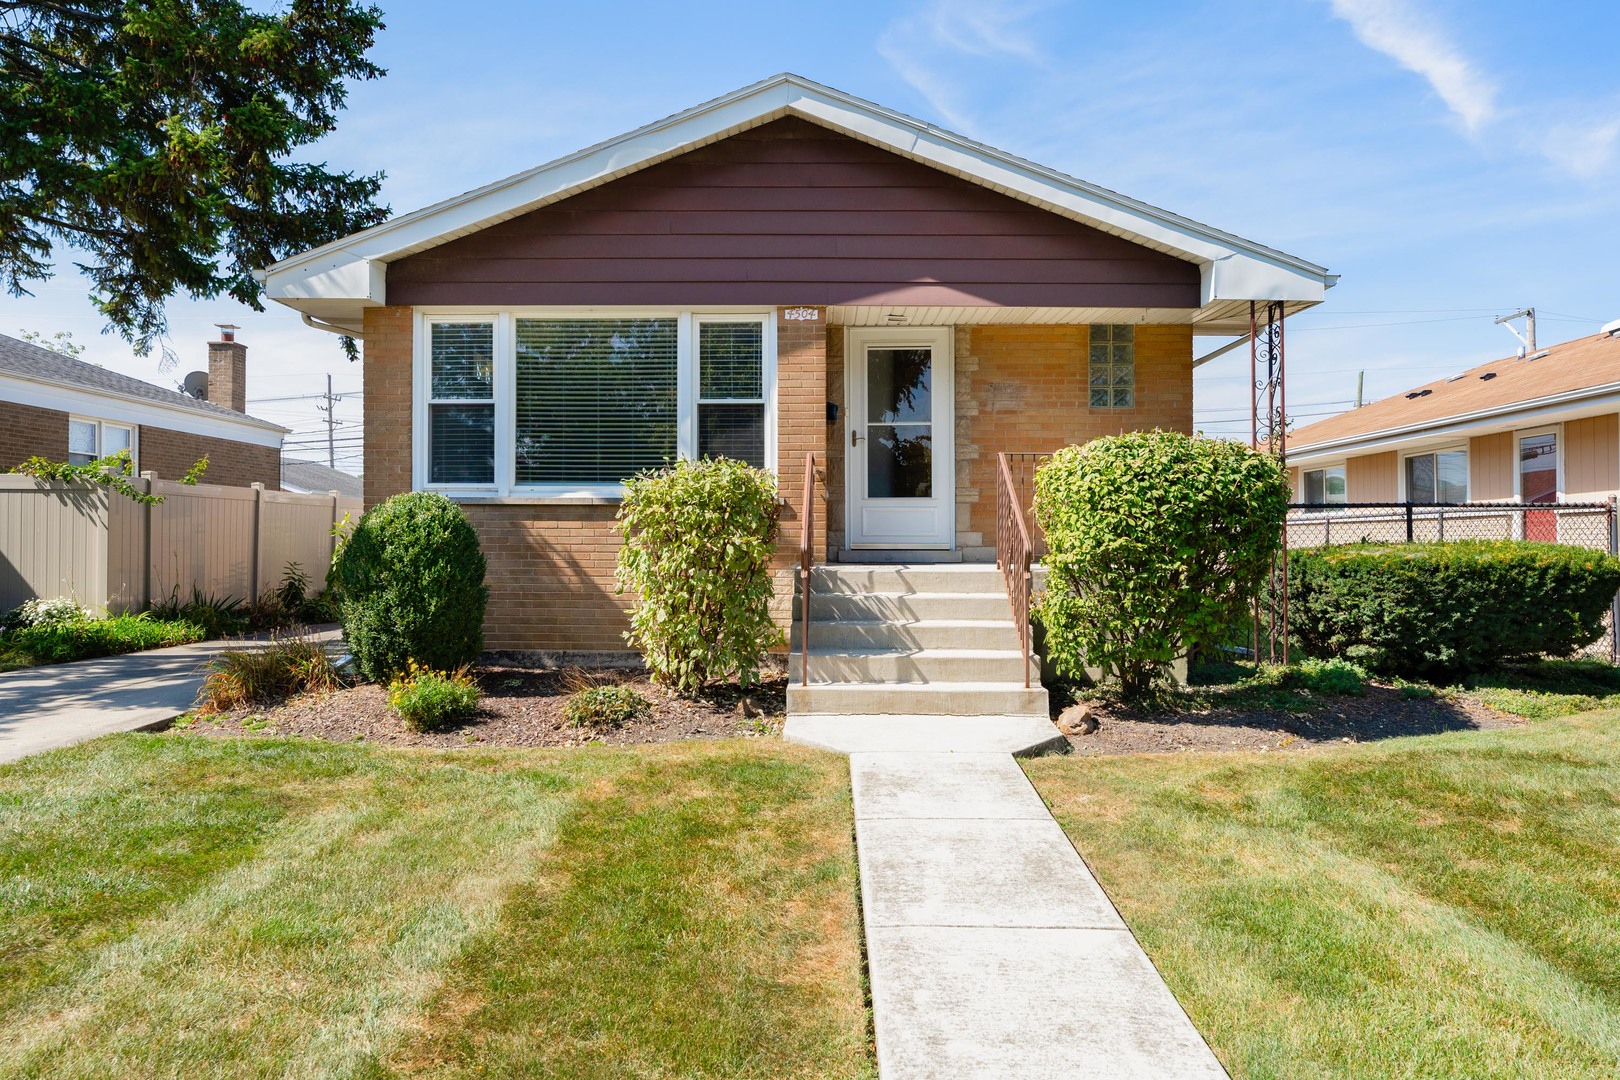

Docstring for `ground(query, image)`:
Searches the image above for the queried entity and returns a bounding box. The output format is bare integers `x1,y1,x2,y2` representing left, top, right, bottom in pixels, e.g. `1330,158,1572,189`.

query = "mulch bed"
174,665,786,749
1055,683,1518,756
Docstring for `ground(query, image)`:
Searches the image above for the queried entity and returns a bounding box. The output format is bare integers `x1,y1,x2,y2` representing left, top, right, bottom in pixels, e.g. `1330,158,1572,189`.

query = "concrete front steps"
786,564,1050,723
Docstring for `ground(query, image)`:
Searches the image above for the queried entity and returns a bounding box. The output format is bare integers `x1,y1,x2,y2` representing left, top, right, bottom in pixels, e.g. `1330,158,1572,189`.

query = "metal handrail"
995,452,1035,689
798,452,815,686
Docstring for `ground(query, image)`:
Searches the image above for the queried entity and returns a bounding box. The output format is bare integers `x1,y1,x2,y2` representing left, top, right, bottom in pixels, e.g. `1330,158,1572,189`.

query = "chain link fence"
1288,500,1620,661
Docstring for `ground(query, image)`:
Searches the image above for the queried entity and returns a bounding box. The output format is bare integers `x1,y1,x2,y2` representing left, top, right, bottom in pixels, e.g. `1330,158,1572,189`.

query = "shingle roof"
280,460,362,498
1289,331,1620,452
0,332,286,433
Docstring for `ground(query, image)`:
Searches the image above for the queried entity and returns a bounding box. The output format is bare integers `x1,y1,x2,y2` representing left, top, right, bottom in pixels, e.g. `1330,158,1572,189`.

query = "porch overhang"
257,73,1334,337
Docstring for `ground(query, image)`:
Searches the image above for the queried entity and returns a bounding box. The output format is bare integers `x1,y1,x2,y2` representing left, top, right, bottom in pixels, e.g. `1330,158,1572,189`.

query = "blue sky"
4,0,1618,468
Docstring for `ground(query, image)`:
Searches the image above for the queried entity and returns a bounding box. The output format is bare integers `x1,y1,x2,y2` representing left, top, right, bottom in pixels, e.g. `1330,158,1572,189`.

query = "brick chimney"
207,324,247,412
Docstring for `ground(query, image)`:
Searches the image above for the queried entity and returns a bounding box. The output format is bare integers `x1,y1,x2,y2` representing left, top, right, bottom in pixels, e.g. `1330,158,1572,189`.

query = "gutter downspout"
301,312,365,340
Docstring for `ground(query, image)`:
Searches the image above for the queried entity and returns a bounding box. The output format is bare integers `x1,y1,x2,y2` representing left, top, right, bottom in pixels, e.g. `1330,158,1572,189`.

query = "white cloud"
877,0,1049,134
1330,0,1497,132
1543,113,1620,180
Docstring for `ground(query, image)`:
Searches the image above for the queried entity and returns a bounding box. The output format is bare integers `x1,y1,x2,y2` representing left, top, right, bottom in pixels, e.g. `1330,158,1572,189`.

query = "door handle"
851,429,863,447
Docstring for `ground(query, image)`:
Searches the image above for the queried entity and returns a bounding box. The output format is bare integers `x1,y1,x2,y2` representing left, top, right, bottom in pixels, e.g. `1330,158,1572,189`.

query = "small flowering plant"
386,660,480,732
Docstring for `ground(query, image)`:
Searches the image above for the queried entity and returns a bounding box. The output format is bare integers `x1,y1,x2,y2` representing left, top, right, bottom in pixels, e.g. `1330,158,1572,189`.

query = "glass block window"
427,322,495,485
515,318,678,484
1088,324,1135,409
697,319,766,468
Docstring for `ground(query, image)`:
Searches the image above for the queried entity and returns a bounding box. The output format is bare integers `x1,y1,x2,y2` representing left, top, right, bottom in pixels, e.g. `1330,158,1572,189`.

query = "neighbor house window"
1088,324,1134,409
1405,449,1468,504
697,319,766,467
515,318,678,484
67,417,135,469
1302,465,1347,505
1519,431,1558,504
427,321,495,485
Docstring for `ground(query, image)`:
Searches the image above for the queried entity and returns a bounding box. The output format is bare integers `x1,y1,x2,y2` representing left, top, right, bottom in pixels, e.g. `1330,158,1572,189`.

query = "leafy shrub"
1281,657,1367,696
563,684,652,729
247,563,340,630
1290,541,1620,677
1,597,92,632
387,662,480,732
615,457,782,693
7,614,207,664
196,633,342,712
1033,432,1289,698
332,492,488,682
149,586,248,639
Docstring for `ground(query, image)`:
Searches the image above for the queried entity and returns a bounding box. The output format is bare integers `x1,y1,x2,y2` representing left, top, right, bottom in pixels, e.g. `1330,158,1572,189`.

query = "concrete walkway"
0,630,341,765
791,717,1227,1079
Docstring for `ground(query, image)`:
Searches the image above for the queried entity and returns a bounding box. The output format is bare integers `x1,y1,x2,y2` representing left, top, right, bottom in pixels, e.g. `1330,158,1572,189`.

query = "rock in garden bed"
171,665,786,749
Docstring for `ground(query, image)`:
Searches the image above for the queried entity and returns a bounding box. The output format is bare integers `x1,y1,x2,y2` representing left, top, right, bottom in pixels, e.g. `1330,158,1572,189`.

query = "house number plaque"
783,307,820,321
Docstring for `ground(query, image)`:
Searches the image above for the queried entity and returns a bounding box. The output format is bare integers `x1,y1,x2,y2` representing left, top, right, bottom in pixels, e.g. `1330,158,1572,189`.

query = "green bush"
1281,657,1367,696
332,492,488,682
1290,541,1620,677
615,457,782,693
387,662,480,732
149,586,248,638
1033,431,1289,698
7,614,207,664
1,597,92,631
563,684,652,729
196,633,342,712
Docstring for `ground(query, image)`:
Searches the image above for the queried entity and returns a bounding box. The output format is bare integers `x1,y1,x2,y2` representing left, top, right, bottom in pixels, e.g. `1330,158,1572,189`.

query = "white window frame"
412,308,777,501
691,313,777,473
67,415,138,471
1300,462,1347,505
1399,444,1469,504
1513,424,1563,503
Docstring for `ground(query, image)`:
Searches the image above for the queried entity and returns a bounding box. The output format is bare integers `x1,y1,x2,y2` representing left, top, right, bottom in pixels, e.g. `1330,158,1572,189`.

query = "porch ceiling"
828,299,1316,334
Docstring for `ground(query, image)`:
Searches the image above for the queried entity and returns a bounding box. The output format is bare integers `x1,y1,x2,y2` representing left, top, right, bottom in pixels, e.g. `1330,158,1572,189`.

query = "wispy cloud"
1543,111,1620,179
1329,0,1497,132
876,0,1049,135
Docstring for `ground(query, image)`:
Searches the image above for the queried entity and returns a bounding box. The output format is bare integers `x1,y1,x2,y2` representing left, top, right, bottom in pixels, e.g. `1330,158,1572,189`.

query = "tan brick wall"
138,427,281,488
825,326,846,553
0,401,68,470
954,324,1193,556
776,309,829,564
363,305,414,508
463,503,630,653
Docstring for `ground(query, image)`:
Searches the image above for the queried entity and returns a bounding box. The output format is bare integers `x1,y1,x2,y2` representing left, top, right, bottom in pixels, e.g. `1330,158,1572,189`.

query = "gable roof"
0,333,286,437
259,73,1334,335
280,459,362,498
1289,330,1620,457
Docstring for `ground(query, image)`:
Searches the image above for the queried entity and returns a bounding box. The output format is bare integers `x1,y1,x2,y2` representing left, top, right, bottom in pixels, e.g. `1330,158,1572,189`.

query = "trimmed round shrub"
615,457,781,693
332,492,488,682
1290,540,1620,676
1034,431,1289,698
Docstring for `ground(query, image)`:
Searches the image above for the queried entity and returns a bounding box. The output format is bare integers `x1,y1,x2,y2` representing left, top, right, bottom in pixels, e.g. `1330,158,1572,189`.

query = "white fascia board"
1288,385,1620,465
1,373,287,448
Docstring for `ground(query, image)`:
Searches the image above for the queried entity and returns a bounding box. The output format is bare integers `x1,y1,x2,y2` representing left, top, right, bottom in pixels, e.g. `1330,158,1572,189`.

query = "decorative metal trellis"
1250,300,1289,665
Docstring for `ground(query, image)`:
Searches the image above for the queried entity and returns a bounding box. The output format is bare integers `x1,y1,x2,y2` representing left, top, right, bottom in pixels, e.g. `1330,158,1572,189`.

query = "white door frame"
844,326,955,549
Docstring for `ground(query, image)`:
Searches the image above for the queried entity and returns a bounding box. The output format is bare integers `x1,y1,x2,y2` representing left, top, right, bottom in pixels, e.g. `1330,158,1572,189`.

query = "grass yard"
0,734,873,1079
1025,710,1620,1079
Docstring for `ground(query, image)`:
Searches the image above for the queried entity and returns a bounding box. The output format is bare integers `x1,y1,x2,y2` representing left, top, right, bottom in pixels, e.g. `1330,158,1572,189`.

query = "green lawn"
1025,712,1620,1079
0,734,873,1079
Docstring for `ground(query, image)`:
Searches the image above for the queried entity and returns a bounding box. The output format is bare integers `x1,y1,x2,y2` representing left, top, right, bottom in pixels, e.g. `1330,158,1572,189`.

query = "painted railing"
798,452,816,686
995,452,1036,689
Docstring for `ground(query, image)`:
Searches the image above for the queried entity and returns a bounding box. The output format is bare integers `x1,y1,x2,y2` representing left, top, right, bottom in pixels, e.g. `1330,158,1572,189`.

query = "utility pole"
1496,308,1537,354
316,374,338,467
1356,370,1364,408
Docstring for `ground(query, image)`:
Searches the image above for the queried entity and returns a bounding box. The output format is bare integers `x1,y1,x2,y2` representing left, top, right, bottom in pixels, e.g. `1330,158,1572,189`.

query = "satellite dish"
182,370,209,399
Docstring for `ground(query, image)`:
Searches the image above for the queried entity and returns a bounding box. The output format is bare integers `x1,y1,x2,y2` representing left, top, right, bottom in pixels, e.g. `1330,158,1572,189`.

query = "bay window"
419,311,775,496
1404,449,1468,504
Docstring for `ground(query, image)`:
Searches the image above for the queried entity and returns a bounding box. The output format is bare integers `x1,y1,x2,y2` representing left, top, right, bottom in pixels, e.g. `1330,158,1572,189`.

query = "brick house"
0,330,285,488
260,74,1333,656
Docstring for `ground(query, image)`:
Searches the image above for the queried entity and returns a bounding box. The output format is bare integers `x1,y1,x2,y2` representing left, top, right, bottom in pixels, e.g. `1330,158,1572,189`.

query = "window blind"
429,322,495,484
697,320,765,467
515,318,678,484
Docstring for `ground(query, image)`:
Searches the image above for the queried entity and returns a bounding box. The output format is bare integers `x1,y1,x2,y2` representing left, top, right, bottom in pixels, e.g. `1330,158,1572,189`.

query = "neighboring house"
0,329,286,488
259,73,1333,653
281,459,363,499
1288,324,1620,507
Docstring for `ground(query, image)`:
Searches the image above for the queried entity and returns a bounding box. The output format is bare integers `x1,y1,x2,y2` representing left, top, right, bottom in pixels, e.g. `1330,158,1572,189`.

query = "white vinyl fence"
0,473,362,614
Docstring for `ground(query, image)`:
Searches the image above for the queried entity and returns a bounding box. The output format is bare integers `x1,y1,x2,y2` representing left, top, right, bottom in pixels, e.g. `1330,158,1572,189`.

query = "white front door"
845,327,954,549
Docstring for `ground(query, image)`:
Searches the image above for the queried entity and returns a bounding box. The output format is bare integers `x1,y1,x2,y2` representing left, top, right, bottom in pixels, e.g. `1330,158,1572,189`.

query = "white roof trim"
1288,381,1620,465
0,372,287,448
261,73,1332,316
